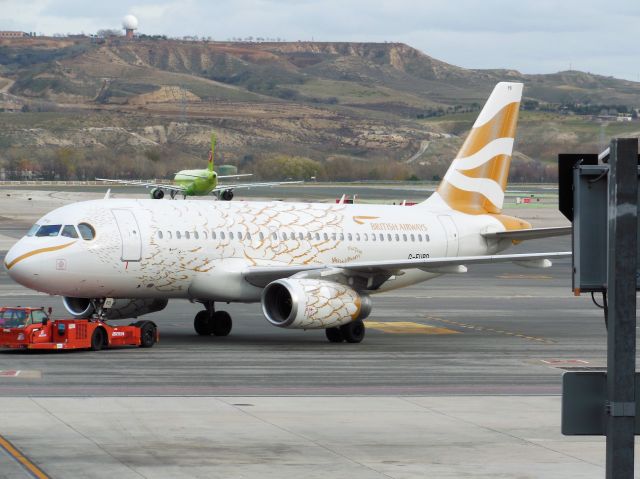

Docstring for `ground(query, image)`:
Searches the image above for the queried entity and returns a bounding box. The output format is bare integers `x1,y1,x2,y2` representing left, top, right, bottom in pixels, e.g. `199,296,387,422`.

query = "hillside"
0,37,639,182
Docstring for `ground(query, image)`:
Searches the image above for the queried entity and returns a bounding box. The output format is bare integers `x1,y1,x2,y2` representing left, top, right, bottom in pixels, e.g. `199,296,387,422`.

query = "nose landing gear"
194,302,232,336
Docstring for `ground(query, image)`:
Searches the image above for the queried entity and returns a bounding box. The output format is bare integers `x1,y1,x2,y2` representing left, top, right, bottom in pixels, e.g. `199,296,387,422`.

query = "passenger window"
402,234,407,242
363,233,368,241
211,230,217,239
203,231,208,239
259,232,265,241
238,232,243,240
379,234,384,241
355,233,360,241
347,233,352,241
315,233,320,240
26,224,40,237
323,233,328,241
388,234,393,241
176,231,181,239
417,234,422,242
61,225,79,238
410,234,415,242
220,232,225,240
272,232,277,240
185,231,190,239
77,223,95,240
395,234,400,241
157,231,164,240
339,233,345,241
229,232,234,240
281,232,287,241
307,232,312,240
299,232,304,240
425,234,430,242
331,233,337,241
194,232,199,240
36,224,62,237
246,232,251,241
167,231,172,239
371,234,376,242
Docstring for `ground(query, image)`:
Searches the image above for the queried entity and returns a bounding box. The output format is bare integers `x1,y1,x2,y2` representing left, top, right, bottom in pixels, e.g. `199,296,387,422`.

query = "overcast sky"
2,0,639,81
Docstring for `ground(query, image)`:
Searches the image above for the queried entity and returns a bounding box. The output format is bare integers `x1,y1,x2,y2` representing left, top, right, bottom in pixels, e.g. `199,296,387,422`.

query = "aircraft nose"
4,243,42,289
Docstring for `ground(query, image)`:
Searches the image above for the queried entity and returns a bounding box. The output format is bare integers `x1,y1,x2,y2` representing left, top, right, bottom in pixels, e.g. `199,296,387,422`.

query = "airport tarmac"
0,186,626,478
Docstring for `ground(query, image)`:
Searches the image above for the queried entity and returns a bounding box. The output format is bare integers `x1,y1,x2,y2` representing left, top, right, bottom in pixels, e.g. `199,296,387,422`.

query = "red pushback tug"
0,307,158,351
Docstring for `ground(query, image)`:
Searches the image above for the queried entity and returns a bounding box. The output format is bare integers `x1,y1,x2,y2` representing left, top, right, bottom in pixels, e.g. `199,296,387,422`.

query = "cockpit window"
61,225,79,238
77,223,95,241
31,310,47,324
36,225,62,237
26,224,40,237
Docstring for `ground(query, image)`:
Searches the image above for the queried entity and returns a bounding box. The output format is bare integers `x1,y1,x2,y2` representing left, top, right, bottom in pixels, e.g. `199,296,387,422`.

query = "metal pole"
606,138,638,478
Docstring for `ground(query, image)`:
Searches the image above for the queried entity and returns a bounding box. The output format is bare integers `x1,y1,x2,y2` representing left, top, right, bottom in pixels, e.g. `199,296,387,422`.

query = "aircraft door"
438,215,459,257
112,209,142,262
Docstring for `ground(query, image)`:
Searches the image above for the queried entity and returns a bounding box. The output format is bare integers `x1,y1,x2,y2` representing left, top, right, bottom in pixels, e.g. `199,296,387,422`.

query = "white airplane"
4,82,571,343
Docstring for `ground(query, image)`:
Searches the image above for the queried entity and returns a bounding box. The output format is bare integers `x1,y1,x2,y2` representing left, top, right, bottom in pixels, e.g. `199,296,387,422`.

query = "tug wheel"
90,327,106,351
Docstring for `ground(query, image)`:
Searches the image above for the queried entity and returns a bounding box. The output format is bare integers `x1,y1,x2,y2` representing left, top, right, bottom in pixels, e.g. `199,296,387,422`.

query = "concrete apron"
0,396,614,479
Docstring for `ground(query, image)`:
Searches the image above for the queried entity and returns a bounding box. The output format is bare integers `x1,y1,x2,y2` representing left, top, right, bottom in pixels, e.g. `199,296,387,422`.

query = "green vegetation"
1,39,640,182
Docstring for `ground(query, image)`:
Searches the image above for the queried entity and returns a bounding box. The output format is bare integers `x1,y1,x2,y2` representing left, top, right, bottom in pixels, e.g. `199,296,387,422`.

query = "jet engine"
63,297,168,320
150,188,164,200
261,278,371,329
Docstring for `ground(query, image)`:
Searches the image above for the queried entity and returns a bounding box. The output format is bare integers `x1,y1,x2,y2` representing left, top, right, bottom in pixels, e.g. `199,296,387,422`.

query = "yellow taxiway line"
0,434,49,479
366,321,459,335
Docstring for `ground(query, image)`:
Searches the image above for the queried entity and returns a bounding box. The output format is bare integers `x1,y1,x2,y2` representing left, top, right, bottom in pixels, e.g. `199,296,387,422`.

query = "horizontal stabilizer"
513,259,553,268
482,226,571,242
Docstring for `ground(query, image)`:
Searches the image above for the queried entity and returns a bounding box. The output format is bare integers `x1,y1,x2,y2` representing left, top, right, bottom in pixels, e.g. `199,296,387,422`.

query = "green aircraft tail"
208,133,216,172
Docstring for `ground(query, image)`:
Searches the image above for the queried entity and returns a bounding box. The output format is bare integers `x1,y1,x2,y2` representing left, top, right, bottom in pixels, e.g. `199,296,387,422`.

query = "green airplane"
98,134,300,200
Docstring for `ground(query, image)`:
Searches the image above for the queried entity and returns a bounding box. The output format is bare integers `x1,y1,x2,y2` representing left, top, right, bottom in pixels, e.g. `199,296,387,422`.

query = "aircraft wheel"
212,311,232,336
138,321,157,348
194,310,212,336
90,327,106,351
325,327,344,343
339,320,365,344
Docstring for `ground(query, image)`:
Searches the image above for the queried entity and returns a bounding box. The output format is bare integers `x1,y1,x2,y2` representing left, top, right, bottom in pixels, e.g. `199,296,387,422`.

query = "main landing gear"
194,301,232,336
325,319,365,344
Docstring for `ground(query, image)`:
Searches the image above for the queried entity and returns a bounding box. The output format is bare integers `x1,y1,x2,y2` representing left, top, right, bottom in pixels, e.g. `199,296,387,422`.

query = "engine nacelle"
62,297,168,320
150,188,165,200
261,278,372,329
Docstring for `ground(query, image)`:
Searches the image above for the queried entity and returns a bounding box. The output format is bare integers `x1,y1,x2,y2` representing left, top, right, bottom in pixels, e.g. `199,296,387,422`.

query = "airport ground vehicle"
0,306,157,350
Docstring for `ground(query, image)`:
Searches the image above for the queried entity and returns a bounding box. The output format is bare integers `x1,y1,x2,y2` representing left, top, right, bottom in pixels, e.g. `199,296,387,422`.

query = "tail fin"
428,82,523,214
208,133,216,172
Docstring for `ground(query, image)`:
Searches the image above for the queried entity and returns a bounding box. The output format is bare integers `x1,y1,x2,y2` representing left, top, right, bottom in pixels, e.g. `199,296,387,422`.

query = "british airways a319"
4,82,570,343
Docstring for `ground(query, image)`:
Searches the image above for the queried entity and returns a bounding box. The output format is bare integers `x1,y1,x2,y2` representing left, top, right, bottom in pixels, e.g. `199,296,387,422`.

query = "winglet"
104,188,111,200
208,133,216,172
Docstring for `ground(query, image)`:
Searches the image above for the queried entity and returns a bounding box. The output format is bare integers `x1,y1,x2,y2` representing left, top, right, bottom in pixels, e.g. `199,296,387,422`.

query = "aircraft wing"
175,173,253,180
481,226,571,242
242,251,572,288
212,180,303,193
96,178,186,193
217,174,253,179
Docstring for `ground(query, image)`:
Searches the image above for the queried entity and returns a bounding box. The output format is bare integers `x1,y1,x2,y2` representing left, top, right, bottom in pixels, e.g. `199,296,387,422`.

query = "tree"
255,155,324,180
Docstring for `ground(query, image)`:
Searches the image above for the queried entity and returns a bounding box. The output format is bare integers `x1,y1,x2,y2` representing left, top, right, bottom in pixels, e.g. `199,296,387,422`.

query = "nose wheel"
194,308,232,336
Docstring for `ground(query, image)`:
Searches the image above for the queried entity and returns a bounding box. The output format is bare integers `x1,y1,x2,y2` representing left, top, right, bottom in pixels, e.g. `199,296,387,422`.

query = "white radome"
122,15,139,30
